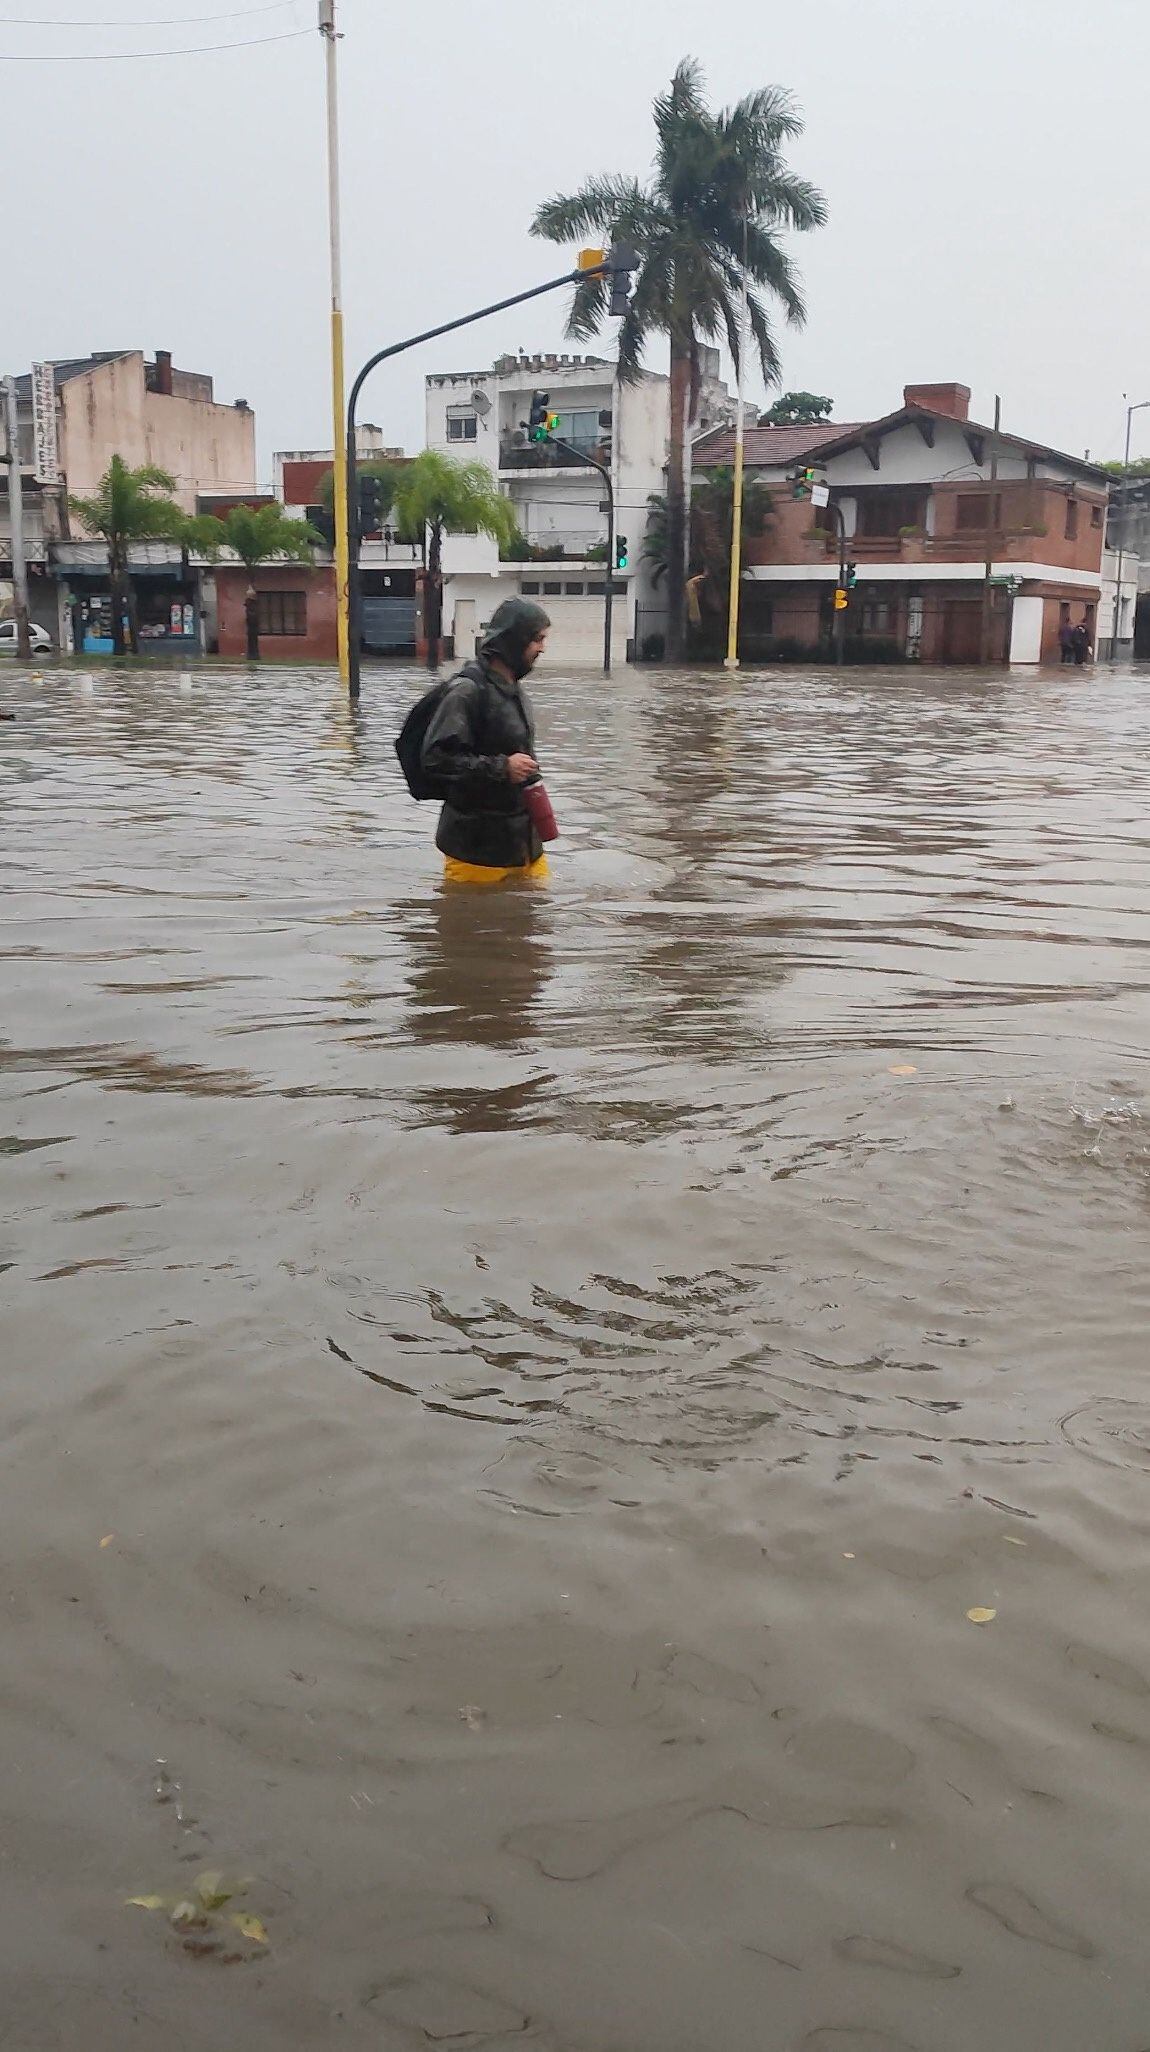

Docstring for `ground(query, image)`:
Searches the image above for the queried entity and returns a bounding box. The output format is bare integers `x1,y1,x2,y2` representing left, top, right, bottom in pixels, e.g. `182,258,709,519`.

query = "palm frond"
531,175,647,244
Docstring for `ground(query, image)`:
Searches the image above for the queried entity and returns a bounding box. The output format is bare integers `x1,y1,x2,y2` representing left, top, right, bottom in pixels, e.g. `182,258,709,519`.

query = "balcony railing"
499,437,609,471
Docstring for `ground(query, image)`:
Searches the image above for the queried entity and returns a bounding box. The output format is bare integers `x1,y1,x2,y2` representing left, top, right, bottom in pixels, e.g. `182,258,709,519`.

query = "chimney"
154,349,173,396
903,381,970,421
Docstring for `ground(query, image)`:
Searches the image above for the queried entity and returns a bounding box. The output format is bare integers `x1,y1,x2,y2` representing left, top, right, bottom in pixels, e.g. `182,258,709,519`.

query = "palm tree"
68,455,188,656
196,504,322,659
392,451,518,668
532,59,826,661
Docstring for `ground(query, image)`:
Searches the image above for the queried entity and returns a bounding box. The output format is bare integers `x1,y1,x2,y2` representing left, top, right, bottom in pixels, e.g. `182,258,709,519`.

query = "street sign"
833,588,848,610
810,482,830,508
30,363,60,484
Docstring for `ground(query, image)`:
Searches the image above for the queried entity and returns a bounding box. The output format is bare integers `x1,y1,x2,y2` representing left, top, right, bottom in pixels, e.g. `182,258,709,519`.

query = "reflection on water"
4,660,1150,2051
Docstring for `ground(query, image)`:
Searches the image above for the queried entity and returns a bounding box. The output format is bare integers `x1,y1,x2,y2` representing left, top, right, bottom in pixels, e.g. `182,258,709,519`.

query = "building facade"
3,351,259,653
425,347,734,664
694,383,1110,665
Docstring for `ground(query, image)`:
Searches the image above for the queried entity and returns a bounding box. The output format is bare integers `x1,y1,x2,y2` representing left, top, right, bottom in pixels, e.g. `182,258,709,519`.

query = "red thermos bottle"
521,774,559,842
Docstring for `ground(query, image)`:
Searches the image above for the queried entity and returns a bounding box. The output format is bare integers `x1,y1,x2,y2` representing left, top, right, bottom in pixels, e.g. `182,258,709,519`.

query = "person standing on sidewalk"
420,597,553,885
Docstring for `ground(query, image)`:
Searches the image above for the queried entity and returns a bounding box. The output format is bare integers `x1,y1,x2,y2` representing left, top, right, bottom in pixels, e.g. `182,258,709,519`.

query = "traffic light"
307,502,335,548
615,534,629,570
606,240,640,318
528,392,552,444
833,588,848,611
358,473,385,537
845,560,858,590
790,465,818,501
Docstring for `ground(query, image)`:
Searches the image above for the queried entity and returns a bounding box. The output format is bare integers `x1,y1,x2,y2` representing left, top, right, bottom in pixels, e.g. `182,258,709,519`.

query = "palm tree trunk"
665,335,692,663
426,523,443,671
244,578,261,661
126,579,141,657
110,546,126,658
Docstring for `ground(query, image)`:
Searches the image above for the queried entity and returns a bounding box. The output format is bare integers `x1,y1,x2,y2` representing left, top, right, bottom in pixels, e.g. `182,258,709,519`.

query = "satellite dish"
470,391,491,416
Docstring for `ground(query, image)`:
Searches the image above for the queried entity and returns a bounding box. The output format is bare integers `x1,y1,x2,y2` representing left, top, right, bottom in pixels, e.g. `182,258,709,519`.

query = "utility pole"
724,216,750,670
1112,396,1150,658
979,394,1001,665
2,377,32,661
319,0,350,687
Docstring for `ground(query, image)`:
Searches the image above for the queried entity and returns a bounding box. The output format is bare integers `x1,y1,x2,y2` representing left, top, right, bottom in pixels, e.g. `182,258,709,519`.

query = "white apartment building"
424,347,733,663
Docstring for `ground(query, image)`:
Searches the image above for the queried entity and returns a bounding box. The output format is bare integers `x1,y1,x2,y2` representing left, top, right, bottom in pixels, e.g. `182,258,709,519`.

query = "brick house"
694,383,1110,664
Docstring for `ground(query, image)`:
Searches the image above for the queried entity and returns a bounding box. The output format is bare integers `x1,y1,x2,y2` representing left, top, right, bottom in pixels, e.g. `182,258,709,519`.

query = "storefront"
53,543,202,656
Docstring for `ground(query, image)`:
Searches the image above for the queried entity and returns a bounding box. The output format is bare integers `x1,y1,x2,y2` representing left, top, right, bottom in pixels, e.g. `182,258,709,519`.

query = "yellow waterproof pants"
442,854,549,886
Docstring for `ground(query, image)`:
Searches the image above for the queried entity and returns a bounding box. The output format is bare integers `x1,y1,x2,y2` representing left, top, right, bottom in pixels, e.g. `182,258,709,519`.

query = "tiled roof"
693,420,862,469
13,353,132,401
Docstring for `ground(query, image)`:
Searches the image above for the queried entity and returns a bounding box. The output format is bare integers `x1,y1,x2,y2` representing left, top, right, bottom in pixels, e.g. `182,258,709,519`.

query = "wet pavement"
2,657,1150,2051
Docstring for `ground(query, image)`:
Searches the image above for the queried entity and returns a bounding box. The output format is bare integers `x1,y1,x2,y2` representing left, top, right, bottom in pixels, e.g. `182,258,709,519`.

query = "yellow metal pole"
320,0,350,685
723,234,749,671
723,407,746,669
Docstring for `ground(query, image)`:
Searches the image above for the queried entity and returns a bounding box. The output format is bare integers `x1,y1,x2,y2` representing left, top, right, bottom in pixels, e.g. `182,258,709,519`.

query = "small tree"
197,505,321,659
393,451,518,668
643,470,773,621
763,390,833,426
68,455,188,656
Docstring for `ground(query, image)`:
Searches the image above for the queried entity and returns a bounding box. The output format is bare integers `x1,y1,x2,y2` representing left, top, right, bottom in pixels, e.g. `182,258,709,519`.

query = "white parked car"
0,620,52,655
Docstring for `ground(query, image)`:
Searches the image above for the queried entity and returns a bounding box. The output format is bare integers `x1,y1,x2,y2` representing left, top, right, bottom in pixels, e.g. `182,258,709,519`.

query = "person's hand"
506,752,539,784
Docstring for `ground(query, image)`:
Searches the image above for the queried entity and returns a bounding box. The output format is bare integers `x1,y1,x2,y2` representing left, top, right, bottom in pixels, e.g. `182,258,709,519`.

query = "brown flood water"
3,658,1150,2050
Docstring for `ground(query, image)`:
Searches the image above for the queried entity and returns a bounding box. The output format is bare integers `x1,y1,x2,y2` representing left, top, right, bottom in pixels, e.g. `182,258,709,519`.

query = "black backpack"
394,662,485,802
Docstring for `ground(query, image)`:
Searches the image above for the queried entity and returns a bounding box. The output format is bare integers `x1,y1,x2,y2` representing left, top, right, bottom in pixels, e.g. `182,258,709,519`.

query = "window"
587,580,606,595
955,492,1002,533
257,589,306,637
542,581,562,595
610,580,625,596
446,409,477,442
1065,497,1079,540
554,408,600,451
862,600,892,633
520,581,540,595
856,490,926,538
564,581,584,595
1091,505,1103,529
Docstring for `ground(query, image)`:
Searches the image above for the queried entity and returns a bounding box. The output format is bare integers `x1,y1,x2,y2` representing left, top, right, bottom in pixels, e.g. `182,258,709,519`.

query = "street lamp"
344,247,639,698
1112,395,1150,657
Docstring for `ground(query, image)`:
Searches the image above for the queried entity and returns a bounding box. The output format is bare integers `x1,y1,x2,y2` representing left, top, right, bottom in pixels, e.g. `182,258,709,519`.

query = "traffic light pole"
346,260,618,699
550,437,615,675
832,503,847,667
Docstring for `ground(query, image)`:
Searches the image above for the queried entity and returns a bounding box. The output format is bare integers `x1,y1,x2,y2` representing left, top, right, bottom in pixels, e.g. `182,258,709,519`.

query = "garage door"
361,596,416,654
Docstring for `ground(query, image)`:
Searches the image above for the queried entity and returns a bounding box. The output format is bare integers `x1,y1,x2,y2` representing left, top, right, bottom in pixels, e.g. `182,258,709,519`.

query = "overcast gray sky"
5,0,1149,483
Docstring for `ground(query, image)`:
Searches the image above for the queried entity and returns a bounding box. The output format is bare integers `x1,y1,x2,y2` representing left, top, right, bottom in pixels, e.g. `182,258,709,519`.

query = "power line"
0,22,309,53
0,2,290,20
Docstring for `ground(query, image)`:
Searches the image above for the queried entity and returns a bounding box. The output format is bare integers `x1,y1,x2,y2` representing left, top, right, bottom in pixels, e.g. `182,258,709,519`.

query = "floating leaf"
194,1871,234,1911
966,1607,997,1625
126,1895,167,1912
888,1064,918,1076
170,1899,205,1928
232,1913,268,1945
100,1534,115,1548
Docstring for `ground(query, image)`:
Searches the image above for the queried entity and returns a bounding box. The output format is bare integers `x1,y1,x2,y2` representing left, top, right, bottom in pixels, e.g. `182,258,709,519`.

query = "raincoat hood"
478,597,551,682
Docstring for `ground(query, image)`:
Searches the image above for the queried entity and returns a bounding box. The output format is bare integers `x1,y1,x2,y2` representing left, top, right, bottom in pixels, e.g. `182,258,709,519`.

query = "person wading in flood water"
420,597,554,886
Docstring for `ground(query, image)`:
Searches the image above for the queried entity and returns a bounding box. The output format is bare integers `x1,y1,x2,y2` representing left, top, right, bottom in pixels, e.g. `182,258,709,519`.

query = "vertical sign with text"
31,363,60,484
